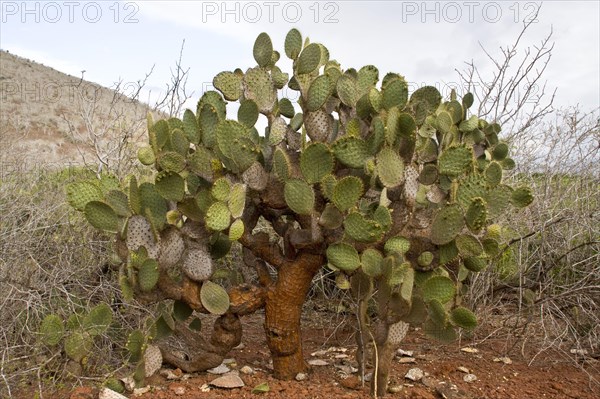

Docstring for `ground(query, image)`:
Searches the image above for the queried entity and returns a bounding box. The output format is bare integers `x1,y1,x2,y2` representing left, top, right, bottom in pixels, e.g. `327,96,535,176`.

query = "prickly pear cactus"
66,29,533,396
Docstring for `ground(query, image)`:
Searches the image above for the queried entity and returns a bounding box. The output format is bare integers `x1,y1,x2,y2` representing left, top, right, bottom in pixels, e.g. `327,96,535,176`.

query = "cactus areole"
67,30,533,396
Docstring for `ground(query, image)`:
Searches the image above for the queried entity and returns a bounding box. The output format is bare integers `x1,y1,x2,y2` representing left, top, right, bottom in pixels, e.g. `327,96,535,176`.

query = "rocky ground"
13,311,600,399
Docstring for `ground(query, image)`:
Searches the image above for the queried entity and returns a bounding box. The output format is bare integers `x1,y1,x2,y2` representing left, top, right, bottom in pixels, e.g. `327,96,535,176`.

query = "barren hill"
0,50,154,172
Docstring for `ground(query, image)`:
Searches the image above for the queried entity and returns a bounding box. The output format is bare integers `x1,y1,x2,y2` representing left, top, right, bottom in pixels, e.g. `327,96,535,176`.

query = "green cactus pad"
199,104,220,148
502,158,516,170
318,203,343,230
188,147,215,182
284,28,302,60
436,111,453,134
149,119,169,153
326,242,360,272
66,181,103,211
170,128,190,156
284,179,315,215
418,252,434,267
300,142,334,184
450,306,477,329
376,146,404,188
423,275,456,304
419,164,439,185
465,197,487,232
183,247,214,281
64,331,93,362
273,148,291,182
139,183,168,232
172,300,193,322
397,112,417,137
211,178,231,202
455,234,484,257
243,67,276,113
427,299,448,326
459,115,479,132
39,314,64,346
228,218,245,241
253,32,273,67
84,201,120,232
307,74,332,112
238,100,259,128
384,236,411,256
485,161,503,187
373,205,392,229
511,187,534,208
228,183,246,219
182,109,200,144
155,171,185,202
82,303,112,336
242,161,268,191
296,42,321,75
216,120,248,160
457,173,487,209
104,190,130,217
206,201,231,231
304,109,332,142
382,77,408,110
438,146,473,177
332,136,369,168
463,256,487,272
126,329,145,362
138,259,159,292
213,71,242,101
200,281,230,315
198,91,227,120
137,146,156,165
336,74,359,107
462,92,474,109
332,176,363,212
439,241,459,265
290,112,304,131
492,142,509,161
266,117,286,146
278,98,295,118
343,212,383,243
485,184,513,219
423,319,457,343
361,248,383,277
430,204,464,245
158,151,186,173
409,86,442,112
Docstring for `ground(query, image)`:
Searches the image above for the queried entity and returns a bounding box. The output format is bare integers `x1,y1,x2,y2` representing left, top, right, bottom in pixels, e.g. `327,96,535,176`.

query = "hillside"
0,50,154,171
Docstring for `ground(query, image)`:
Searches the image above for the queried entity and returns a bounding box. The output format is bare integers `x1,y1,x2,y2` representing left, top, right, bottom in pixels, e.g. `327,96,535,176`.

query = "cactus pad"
211,178,231,202
284,28,302,60
183,247,214,282
39,314,64,346
485,184,513,219
144,344,163,377
137,146,156,165
343,212,383,242
463,256,487,272
465,197,487,232
388,321,409,345
438,146,472,177
485,161,503,187
430,204,464,245
243,161,268,191
332,176,363,212
206,201,232,231
228,183,246,218
200,281,230,315
450,307,477,330
243,67,276,113
336,74,359,107
422,275,456,304
253,32,273,67
300,142,334,184
158,228,184,268
455,234,483,257
64,331,93,362
361,248,383,277
138,259,159,292
376,146,404,188
84,201,120,232
82,303,112,336
284,179,315,215
511,187,534,208
326,242,360,272
155,171,185,202
66,181,102,211
158,151,186,173
104,190,131,217
268,117,287,146
296,43,321,75
304,109,332,142
307,74,332,112
384,236,411,256
126,215,158,257
213,71,242,101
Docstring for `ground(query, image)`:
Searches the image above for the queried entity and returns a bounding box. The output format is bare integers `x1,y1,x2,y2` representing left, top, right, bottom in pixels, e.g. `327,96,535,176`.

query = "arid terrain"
13,311,600,399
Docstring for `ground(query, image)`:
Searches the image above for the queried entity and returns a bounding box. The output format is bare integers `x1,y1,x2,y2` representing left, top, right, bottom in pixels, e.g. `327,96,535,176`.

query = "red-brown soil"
13,310,600,399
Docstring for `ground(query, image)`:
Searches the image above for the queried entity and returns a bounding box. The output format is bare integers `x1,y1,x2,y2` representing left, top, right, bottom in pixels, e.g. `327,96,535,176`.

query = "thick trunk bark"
264,253,324,379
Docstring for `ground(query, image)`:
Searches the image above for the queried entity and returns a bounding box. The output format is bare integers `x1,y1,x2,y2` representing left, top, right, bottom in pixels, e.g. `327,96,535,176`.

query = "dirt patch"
12,311,600,399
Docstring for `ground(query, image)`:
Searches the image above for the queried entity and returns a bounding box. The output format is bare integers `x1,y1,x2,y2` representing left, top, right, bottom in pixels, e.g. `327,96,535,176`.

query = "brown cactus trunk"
264,253,324,379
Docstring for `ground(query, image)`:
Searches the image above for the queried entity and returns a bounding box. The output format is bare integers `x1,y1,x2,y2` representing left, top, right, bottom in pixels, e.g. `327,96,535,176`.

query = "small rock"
207,363,230,374
387,384,403,393
295,372,308,381
398,357,416,364
405,367,424,381
397,349,414,357
570,349,588,356
334,364,358,374
308,359,329,366
168,383,186,396
234,343,245,350
311,350,328,357
133,386,151,395
361,372,373,382
339,375,360,390
98,387,127,399
457,366,470,373
160,368,183,380
493,356,513,364
240,365,254,375
210,374,245,388
334,353,349,359
463,373,478,383
200,383,211,392
421,376,439,389
460,347,479,354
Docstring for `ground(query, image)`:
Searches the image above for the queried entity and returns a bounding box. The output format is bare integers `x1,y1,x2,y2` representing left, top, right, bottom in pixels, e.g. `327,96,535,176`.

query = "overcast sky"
1,1,599,115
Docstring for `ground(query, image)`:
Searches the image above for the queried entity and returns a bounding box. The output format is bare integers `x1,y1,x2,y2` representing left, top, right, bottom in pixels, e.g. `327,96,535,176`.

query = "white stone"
463,373,478,383
308,359,329,366
207,363,230,375
240,365,254,375
295,372,308,381
405,368,424,382
210,374,245,388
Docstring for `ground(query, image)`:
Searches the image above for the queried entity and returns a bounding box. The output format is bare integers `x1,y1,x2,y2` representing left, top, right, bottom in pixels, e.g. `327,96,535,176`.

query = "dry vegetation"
0,19,598,397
